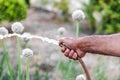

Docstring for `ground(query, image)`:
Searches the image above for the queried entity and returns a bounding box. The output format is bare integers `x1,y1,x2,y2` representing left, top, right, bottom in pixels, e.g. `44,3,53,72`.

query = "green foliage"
2,40,14,80
33,69,49,80
2,73,10,80
0,52,6,77
25,0,30,7
0,0,27,23
54,0,69,14
83,1,96,33
33,70,40,80
54,0,69,21
84,0,120,34
94,61,108,80
57,60,82,80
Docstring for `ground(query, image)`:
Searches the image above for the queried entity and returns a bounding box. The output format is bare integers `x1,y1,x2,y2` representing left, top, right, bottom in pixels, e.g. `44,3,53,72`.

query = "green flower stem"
118,59,120,79
76,21,80,37
26,58,29,80
2,39,14,80
16,36,22,80
66,21,80,78
75,21,91,80
25,42,29,48
65,21,80,78
66,21,81,79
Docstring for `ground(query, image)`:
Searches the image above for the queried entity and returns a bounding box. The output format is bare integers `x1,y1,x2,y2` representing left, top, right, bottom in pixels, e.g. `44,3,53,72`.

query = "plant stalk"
75,21,91,80
2,39,14,80
16,36,22,80
76,21,80,37
26,58,29,80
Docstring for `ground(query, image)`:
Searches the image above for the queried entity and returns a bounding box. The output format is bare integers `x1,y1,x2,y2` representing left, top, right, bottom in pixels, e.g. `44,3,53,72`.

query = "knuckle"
61,47,66,52
69,51,74,57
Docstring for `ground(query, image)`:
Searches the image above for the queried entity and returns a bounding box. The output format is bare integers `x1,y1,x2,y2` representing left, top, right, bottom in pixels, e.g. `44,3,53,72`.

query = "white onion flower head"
22,32,31,42
11,22,24,33
72,10,85,21
0,27,8,36
76,74,86,80
57,27,66,35
22,48,33,58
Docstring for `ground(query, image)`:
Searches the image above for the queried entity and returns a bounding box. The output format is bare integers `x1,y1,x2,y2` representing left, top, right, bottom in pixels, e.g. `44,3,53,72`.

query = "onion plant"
72,10,85,37
11,22,24,80
22,48,33,80
0,27,14,80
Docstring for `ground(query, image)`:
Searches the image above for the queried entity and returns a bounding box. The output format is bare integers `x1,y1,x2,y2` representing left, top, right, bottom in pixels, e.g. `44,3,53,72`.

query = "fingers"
61,47,66,53
59,37,86,60
64,49,70,56
61,47,85,60
72,53,78,60
69,50,74,58
61,47,78,60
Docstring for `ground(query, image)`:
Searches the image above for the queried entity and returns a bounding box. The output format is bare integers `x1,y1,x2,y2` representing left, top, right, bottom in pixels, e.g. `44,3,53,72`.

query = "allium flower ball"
11,22,24,33
22,32,31,42
72,10,85,21
57,27,66,35
76,74,86,80
0,27,8,36
22,48,33,58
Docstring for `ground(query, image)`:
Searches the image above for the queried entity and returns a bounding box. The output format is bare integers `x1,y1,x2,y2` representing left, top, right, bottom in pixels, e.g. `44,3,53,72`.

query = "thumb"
59,37,66,46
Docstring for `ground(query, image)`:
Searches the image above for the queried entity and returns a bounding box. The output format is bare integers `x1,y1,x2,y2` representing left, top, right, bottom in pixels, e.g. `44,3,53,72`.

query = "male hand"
59,37,86,60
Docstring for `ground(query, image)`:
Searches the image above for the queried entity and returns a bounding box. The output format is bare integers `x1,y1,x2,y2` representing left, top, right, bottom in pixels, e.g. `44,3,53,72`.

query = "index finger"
59,38,65,46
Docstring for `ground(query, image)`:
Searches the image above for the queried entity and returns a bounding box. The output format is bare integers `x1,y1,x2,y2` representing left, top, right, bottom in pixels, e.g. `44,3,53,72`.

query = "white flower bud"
57,27,66,35
72,10,85,21
0,27,8,36
22,48,33,58
11,22,24,33
22,32,31,42
76,74,86,80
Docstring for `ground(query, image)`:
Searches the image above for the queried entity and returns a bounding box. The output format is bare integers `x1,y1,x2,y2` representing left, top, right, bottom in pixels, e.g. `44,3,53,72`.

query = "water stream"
0,33,59,45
